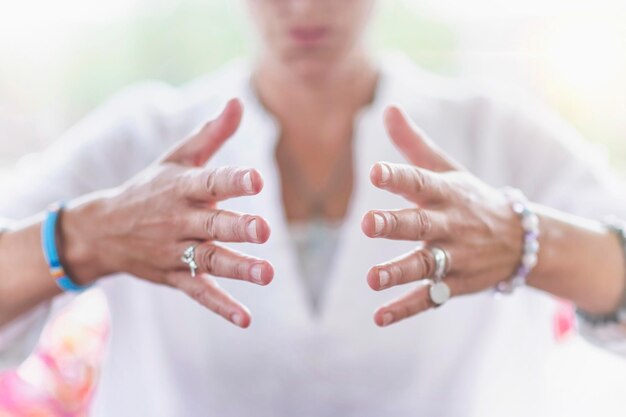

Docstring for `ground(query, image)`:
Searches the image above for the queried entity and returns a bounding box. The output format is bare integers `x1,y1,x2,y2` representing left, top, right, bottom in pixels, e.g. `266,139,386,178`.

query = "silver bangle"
576,217,626,325
494,187,541,295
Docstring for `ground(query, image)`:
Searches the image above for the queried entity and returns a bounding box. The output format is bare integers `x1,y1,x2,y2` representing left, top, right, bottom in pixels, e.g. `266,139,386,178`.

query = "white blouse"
288,219,343,315
1,53,626,417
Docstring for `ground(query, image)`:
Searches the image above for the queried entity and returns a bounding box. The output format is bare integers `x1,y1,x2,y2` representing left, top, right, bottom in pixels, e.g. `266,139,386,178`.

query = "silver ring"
429,280,451,306
429,246,450,282
181,244,199,278
428,246,451,306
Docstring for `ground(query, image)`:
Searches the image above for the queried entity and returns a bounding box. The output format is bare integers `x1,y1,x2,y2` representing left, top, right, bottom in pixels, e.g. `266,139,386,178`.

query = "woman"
1,0,626,415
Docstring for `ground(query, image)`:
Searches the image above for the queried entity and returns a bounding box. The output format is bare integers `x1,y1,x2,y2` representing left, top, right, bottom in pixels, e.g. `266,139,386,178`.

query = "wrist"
580,221,626,315
494,187,540,294
58,198,112,285
527,207,626,315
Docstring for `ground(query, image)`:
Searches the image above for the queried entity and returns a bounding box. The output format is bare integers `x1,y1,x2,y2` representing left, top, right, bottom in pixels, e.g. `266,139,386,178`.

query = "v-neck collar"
238,58,392,325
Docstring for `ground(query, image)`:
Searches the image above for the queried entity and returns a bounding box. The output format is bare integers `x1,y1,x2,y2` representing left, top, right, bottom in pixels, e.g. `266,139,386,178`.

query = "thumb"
383,105,463,172
162,98,243,167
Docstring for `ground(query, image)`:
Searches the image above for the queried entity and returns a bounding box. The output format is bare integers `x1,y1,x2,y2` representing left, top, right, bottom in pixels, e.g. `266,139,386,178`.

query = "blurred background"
1,0,626,414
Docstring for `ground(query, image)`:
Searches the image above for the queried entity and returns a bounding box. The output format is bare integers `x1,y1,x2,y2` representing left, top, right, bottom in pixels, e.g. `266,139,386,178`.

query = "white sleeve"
491,98,626,356
0,81,177,369
496,99,626,218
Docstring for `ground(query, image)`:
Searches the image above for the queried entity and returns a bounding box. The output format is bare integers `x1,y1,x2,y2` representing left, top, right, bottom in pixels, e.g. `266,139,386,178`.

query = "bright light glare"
539,20,626,93
0,0,141,58
413,0,626,19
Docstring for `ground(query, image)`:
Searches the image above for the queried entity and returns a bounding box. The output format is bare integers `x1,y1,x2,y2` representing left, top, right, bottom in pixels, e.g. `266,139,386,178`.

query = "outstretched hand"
66,99,273,328
362,106,523,327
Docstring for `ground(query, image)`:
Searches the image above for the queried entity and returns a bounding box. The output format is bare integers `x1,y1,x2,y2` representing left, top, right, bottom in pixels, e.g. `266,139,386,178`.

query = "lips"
289,26,329,46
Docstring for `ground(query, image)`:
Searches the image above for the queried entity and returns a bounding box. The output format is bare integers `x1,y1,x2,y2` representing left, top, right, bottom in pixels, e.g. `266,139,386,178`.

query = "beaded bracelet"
494,187,540,295
41,203,91,292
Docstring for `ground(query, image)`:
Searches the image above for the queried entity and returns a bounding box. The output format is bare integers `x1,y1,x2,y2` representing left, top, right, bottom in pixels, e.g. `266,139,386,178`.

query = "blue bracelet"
41,203,91,292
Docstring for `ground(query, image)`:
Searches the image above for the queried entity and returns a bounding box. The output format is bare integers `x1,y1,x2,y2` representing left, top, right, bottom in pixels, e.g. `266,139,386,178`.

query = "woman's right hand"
60,99,273,328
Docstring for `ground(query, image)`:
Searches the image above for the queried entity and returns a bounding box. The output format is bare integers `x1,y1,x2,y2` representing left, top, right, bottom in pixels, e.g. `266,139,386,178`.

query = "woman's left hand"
361,106,525,327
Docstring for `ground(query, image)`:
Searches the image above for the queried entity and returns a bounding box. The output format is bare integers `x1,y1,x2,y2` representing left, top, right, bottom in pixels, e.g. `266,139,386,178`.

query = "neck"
252,50,379,126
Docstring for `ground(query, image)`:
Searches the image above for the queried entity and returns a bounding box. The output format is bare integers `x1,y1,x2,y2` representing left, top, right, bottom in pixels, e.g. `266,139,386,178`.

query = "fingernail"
242,171,254,194
230,313,244,327
380,163,391,185
382,312,394,326
250,263,264,284
379,269,391,288
373,213,385,236
247,218,259,242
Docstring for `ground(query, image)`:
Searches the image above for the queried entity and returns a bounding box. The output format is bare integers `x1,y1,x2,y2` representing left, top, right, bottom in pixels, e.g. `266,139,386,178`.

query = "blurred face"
246,0,376,80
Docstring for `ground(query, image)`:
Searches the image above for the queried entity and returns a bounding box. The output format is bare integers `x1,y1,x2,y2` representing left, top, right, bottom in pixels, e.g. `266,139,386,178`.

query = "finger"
369,162,448,205
181,166,264,203
182,209,270,243
190,243,274,286
373,279,461,327
366,247,442,291
167,272,252,328
361,208,448,241
162,98,243,167
384,106,463,172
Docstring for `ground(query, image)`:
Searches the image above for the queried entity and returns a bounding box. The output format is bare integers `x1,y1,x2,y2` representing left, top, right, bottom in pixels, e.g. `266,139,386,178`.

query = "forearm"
527,204,625,316
0,220,62,326
0,200,105,327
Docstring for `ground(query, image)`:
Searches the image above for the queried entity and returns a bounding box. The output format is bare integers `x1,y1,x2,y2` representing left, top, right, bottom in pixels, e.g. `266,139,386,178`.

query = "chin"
280,45,353,84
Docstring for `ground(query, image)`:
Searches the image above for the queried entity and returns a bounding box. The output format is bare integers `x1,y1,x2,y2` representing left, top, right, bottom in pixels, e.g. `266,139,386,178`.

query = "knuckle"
414,209,433,238
226,255,245,279
202,293,217,311
418,249,436,278
204,212,215,238
233,261,245,280
200,119,215,132
204,169,218,197
202,245,219,275
387,212,400,235
225,166,242,186
205,210,225,240
411,168,427,194
234,215,251,242
189,286,206,305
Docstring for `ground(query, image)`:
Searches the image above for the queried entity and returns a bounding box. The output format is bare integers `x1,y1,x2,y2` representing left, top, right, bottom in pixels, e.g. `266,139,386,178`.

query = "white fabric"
287,219,342,314
1,53,626,416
